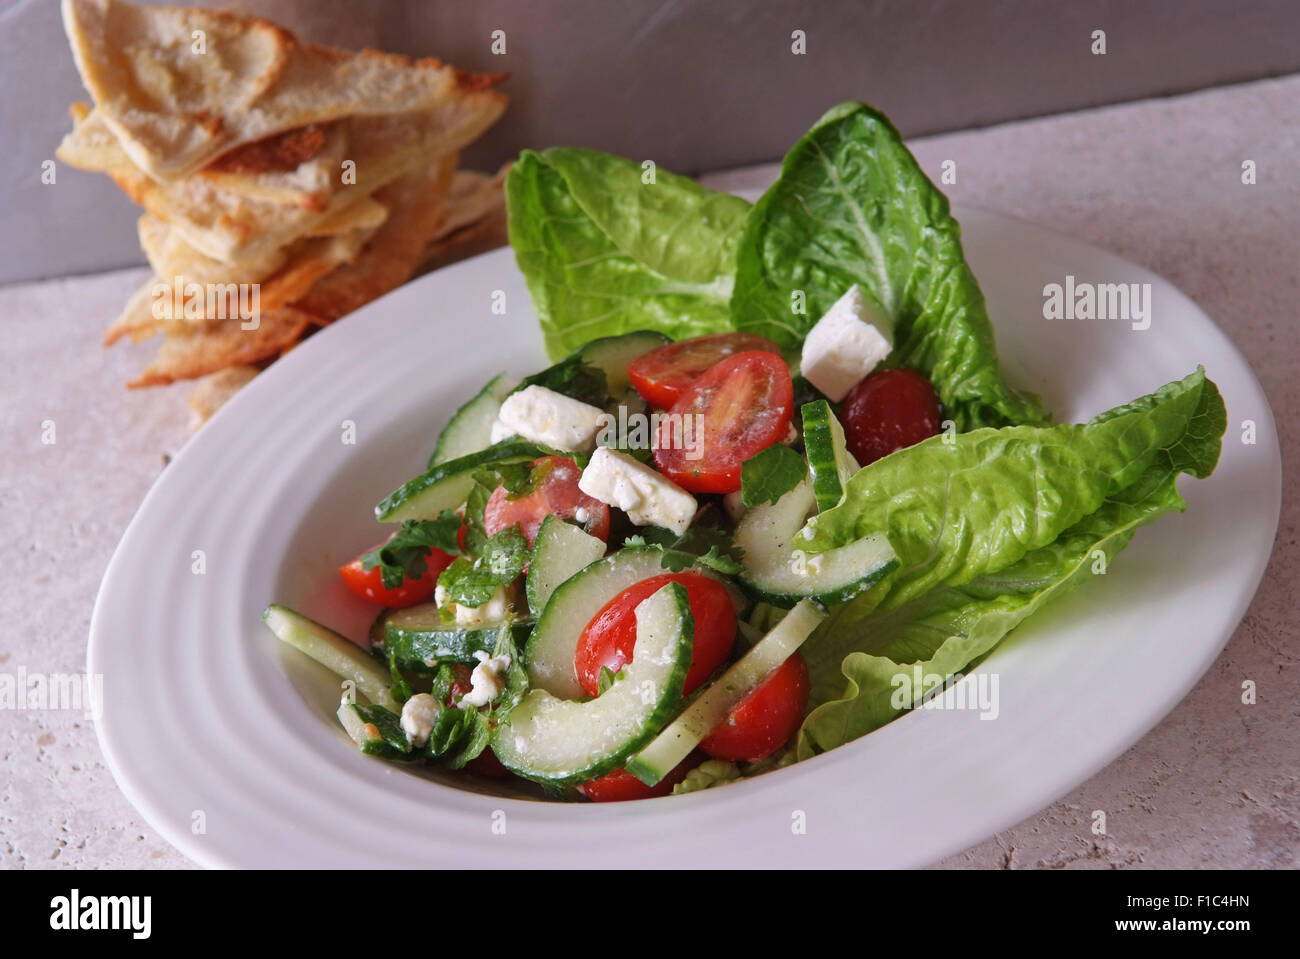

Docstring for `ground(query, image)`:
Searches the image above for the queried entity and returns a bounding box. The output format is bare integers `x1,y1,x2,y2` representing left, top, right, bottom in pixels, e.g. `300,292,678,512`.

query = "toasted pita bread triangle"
109,225,378,346
293,153,457,321
63,0,506,181
187,365,261,428
127,307,316,388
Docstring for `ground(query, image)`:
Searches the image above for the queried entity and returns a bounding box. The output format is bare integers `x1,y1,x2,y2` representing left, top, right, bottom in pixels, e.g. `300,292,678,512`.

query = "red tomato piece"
652,351,794,494
464,748,512,778
627,332,783,409
574,572,736,697
338,537,455,608
578,753,704,802
700,652,809,762
484,455,610,546
840,368,943,467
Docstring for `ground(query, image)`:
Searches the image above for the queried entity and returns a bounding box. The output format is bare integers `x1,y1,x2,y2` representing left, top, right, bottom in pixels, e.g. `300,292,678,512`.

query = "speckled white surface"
2,76,1295,869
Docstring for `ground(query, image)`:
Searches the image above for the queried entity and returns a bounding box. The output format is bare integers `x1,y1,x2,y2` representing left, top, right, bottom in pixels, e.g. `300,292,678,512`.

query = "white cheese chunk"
435,582,511,630
800,284,893,401
489,417,514,444
578,447,697,536
459,650,512,709
400,693,441,747
496,385,605,453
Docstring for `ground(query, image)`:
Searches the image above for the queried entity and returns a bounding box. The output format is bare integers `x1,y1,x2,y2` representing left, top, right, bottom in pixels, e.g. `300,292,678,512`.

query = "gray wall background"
5,0,1299,285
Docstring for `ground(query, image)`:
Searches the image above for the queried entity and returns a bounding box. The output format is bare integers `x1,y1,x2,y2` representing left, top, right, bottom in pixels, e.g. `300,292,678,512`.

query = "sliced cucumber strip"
379,603,531,671
429,372,513,467
802,399,859,513
376,440,551,522
526,514,607,617
493,582,693,786
627,599,826,786
337,699,382,748
263,604,395,709
735,477,897,607
576,330,670,396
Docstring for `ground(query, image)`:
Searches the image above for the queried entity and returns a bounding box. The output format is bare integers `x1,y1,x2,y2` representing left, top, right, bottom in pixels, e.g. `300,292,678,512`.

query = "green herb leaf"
361,512,463,589
352,703,412,757
437,526,530,607
514,354,610,408
740,443,806,508
596,665,625,696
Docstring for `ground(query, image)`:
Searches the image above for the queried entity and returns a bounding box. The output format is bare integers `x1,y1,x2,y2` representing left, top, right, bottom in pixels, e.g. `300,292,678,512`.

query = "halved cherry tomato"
574,572,736,697
653,351,794,494
338,535,455,607
464,748,512,778
700,652,809,762
627,332,783,409
579,753,705,802
484,455,610,545
840,368,943,467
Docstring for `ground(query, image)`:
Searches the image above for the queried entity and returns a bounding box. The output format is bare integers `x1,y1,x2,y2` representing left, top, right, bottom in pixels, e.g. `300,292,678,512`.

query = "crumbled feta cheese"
400,693,441,747
459,650,512,709
436,583,511,630
489,417,514,444
800,284,893,401
578,447,697,536
496,385,605,453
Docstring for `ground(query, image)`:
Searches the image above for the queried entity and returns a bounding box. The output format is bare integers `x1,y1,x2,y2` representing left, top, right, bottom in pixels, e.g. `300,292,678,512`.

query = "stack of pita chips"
56,0,510,425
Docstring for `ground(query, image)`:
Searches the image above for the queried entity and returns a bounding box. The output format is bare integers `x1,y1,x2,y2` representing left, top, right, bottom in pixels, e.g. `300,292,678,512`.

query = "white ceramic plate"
88,205,1281,868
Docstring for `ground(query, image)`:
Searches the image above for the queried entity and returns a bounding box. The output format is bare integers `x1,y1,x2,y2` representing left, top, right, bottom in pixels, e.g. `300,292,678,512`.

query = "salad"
264,102,1226,801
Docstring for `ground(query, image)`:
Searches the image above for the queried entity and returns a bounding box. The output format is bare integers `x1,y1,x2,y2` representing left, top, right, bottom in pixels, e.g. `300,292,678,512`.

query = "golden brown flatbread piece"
63,0,506,181
128,307,316,388
293,154,458,321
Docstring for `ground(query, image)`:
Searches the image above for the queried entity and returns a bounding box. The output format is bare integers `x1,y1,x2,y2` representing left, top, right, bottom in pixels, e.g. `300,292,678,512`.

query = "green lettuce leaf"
730,101,1046,429
506,148,750,359
802,369,1224,610
796,372,1226,758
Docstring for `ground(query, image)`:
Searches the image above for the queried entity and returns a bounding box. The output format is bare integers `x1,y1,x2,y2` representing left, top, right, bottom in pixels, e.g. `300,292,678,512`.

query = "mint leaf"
438,526,530,607
740,443,805,508
514,354,609,407
596,665,625,695
361,512,463,589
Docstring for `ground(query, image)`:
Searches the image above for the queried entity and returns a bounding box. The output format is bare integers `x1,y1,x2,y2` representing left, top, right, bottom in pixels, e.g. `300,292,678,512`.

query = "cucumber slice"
526,514,607,617
337,700,382,748
429,372,513,467
575,330,670,396
492,581,693,786
263,604,396,709
376,440,551,522
379,603,532,671
525,546,711,699
735,477,898,606
627,599,826,786
801,399,859,513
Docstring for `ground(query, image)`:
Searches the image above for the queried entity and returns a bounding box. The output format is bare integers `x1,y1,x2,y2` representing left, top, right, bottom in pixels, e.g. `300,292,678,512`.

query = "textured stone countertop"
2,75,1295,869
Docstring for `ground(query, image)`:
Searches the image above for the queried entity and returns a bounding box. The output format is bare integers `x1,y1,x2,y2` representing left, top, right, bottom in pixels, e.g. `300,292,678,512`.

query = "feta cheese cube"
435,583,511,630
400,693,441,747
459,650,512,709
496,385,605,453
800,284,893,401
578,447,697,536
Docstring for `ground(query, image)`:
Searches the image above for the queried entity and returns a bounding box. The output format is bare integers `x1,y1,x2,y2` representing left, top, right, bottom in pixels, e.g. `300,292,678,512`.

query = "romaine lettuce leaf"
506,148,750,359
801,368,1224,610
796,370,1226,757
731,102,1046,429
